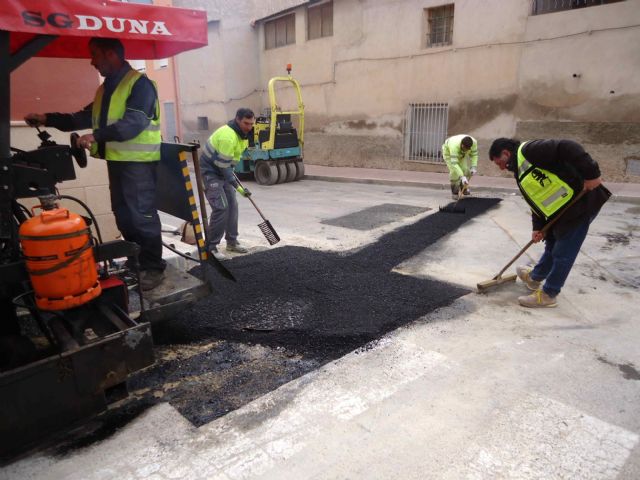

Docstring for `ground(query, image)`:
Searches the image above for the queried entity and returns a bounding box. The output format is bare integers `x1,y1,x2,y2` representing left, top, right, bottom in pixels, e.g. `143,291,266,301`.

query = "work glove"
236,185,251,197
460,176,469,186
470,167,477,176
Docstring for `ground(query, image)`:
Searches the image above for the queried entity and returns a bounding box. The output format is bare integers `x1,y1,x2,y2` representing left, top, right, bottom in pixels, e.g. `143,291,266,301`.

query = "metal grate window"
532,0,625,15
404,103,448,163
425,4,454,48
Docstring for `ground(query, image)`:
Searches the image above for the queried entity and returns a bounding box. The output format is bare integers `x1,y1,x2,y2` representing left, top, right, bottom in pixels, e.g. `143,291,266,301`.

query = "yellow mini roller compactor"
235,65,305,185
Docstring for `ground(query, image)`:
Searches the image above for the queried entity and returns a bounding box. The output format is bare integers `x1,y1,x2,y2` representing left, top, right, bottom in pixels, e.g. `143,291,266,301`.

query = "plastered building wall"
174,0,640,182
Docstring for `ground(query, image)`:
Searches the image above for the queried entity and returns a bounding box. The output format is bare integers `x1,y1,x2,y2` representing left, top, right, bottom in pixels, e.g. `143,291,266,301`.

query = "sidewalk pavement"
305,164,640,202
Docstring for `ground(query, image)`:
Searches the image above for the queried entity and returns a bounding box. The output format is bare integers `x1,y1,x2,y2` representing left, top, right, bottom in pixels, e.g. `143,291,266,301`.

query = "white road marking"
465,393,639,480
194,337,449,479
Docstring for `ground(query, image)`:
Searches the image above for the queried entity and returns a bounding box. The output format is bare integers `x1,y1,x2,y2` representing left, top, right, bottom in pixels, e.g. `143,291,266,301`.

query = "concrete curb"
302,175,640,204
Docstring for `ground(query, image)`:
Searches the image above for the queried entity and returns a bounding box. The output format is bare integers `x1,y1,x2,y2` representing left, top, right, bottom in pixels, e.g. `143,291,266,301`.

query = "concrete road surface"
3,179,639,480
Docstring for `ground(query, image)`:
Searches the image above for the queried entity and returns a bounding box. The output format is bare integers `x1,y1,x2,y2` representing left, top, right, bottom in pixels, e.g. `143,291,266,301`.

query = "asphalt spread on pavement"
53,196,500,454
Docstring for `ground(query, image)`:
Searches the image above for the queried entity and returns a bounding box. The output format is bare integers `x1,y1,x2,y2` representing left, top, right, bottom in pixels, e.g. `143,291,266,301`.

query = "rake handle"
233,173,268,221
492,189,587,279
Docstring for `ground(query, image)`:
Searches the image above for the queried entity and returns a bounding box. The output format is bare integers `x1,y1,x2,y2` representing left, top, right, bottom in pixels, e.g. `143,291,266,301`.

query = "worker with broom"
488,138,610,308
442,134,478,199
200,108,255,260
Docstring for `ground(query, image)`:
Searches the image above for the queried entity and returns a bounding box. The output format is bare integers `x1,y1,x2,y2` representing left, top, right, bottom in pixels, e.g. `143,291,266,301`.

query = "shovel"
477,189,587,293
234,173,281,245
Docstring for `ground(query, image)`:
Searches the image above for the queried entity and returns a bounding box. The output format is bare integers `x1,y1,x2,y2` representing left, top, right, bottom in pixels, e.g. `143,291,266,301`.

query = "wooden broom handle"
493,189,588,279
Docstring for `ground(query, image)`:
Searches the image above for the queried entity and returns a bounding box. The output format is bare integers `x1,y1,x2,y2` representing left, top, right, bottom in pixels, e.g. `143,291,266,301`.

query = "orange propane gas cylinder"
19,206,101,310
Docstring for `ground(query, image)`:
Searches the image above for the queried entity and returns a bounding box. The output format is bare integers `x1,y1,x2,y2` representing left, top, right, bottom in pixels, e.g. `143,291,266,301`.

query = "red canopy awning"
1,0,208,59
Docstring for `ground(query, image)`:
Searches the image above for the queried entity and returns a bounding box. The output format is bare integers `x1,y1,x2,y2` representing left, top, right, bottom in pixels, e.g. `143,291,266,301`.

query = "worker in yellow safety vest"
489,138,611,308
442,134,478,199
199,108,255,260
25,37,166,291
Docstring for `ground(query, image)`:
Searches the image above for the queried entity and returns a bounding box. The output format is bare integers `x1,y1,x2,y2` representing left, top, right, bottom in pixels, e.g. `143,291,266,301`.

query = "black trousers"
107,161,166,272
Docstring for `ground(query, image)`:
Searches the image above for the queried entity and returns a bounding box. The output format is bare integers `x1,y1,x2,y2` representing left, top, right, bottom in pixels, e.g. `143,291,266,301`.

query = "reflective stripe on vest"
518,158,533,177
517,142,575,221
205,125,246,170
91,69,161,162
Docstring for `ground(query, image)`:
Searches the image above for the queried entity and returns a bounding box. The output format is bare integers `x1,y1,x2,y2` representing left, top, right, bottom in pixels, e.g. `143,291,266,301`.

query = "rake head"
258,220,280,245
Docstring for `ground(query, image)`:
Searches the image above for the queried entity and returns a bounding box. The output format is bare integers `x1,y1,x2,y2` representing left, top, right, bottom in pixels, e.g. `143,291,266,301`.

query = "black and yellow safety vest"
516,142,576,221
91,69,161,161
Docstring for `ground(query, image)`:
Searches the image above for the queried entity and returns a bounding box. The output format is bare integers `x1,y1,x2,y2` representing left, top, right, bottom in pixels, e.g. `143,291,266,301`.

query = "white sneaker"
516,266,542,291
518,289,557,308
209,246,227,260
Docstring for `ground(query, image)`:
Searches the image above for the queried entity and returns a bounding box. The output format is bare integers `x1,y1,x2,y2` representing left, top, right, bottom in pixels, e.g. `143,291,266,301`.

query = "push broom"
234,173,281,245
476,189,587,293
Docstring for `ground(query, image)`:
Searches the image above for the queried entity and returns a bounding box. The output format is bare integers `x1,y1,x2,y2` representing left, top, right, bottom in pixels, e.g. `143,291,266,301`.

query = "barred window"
425,4,454,48
308,1,333,40
404,103,449,164
265,13,296,50
532,0,625,15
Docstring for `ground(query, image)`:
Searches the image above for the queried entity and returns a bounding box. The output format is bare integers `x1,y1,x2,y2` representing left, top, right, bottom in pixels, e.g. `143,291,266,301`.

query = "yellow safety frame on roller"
260,71,305,151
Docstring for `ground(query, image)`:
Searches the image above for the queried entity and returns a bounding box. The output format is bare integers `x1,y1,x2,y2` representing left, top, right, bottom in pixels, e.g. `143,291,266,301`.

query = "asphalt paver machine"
0,0,209,459
235,64,305,185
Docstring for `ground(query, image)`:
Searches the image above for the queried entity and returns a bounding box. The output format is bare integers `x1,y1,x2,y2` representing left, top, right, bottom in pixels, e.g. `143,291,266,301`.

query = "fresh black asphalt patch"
321,203,430,230
53,196,500,454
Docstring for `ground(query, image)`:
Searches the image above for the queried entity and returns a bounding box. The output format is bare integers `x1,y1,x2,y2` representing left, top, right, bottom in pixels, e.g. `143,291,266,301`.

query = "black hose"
162,241,200,263
16,202,32,219
57,194,104,244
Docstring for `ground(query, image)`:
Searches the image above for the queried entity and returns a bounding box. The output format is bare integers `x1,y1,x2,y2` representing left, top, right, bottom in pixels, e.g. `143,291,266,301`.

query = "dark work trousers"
107,161,166,272
204,176,239,248
530,215,594,297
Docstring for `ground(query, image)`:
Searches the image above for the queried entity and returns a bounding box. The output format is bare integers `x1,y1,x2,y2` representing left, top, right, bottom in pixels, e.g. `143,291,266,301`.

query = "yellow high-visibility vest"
91,69,161,161
203,124,248,169
517,142,576,220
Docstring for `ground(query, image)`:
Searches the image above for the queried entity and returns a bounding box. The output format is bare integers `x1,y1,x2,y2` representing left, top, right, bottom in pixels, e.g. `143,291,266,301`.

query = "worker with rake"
200,108,255,260
489,138,610,308
442,134,478,199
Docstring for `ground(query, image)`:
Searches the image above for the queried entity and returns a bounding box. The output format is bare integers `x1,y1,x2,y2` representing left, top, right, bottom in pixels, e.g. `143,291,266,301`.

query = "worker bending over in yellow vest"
199,108,255,260
442,134,478,199
25,37,166,291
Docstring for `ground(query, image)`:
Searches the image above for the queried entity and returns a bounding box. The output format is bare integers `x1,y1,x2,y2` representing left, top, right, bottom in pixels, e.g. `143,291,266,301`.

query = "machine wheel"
254,161,278,185
294,159,305,180
275,161,287,184
284,161,297,183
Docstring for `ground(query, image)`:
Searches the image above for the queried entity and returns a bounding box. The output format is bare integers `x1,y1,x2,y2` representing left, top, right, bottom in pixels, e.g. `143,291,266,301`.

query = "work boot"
463,187,471,196
139,269,165,291
450,183,459,200
518,289,557,308
516,266,542,291
209,246,227,260
226,242,248,254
